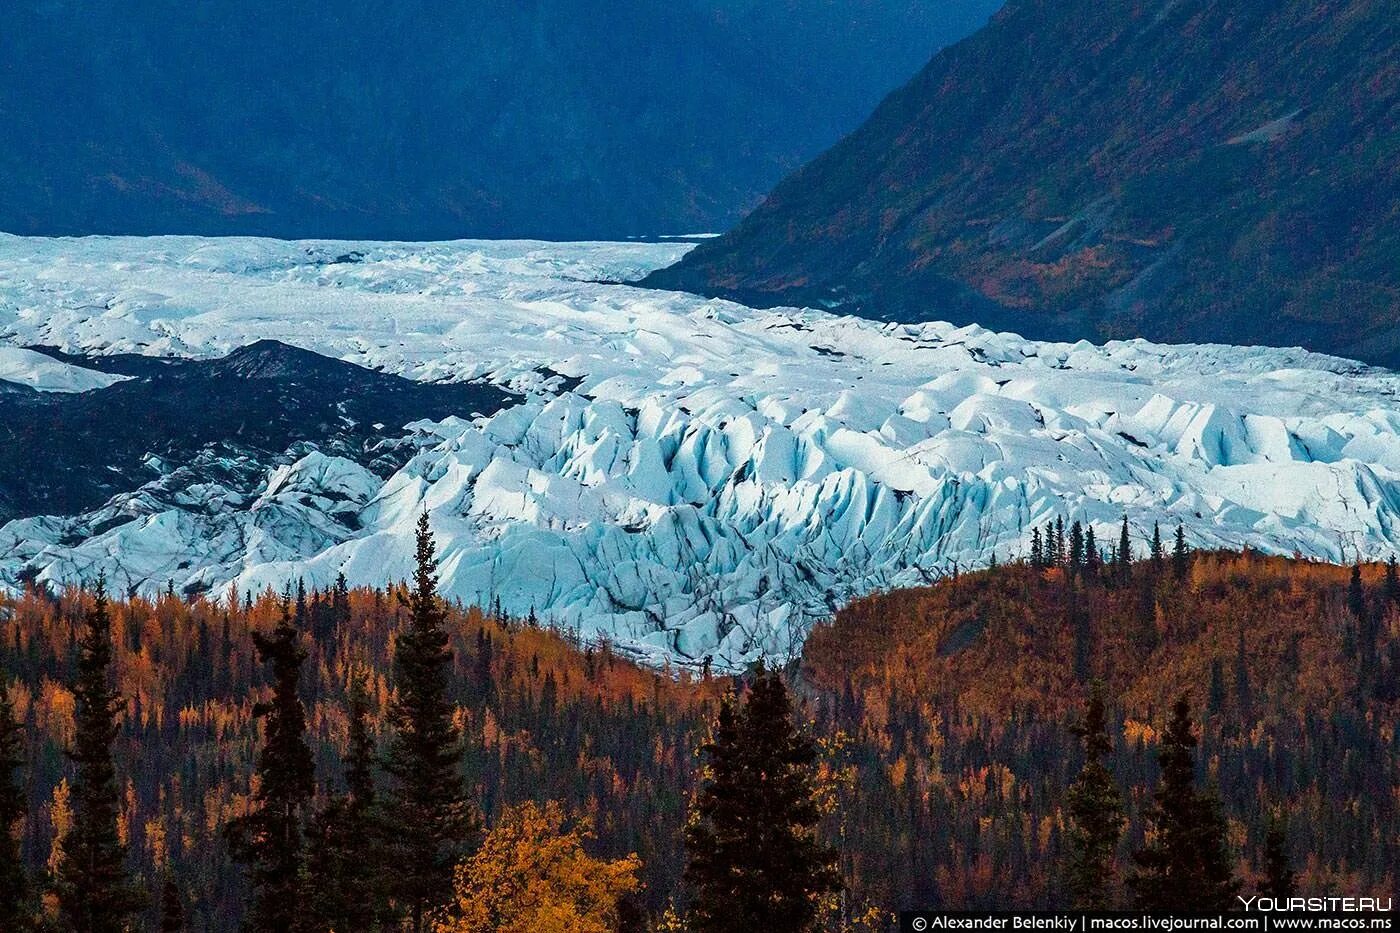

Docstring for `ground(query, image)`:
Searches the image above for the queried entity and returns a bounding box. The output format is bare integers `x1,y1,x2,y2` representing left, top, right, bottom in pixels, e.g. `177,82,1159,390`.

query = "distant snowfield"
0,345,128,392
2,233,1400,665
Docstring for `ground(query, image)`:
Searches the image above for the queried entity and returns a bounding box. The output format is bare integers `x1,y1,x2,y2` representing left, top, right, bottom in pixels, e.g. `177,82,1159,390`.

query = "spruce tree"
1118,517,1132,581
306,672,385,933
1348,562,1367,623
1258,816,1296,899
332,572,351,623
1064,682,1125,908
1128,696,1239,909
0,674,29,930
159,875,185,933
1031,528,1044,569
57,578,145,932
383,513,478,931
1069,521,1085,579
1085,526,1100,576
685,666,840,933
1172,524,1189,580
1150,523,1164,572
227,597,316,933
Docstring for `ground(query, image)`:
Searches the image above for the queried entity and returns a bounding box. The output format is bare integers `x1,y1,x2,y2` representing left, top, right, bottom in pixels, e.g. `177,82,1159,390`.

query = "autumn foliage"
1,581,723,928
0,546,1396,926
804,548,1399,907
434,800,640,933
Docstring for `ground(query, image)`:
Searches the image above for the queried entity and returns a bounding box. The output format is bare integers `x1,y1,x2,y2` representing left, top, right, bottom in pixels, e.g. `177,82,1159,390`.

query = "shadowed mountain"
1,0,1001,240
646,0,1400,367
0,341,517,520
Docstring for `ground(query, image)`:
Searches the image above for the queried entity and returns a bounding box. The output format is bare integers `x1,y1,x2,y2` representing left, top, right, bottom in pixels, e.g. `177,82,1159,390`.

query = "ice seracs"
1,236,1399,666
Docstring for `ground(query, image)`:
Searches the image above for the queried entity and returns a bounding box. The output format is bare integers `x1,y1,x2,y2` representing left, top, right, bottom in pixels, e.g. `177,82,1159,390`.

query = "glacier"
2,234,1400,666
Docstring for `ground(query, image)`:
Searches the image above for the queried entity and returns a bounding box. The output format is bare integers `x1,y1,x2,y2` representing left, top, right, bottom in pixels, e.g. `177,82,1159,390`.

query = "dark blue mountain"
1,0,1000,240
647,0,1400,366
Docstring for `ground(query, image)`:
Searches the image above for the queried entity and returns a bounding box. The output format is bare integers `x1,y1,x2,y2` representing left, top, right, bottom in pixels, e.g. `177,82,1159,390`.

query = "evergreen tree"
227,597,316,933
159,875,185,933
1055,517,1067,565
1207,659,1226,717
306,672,386,933
1385,557,1400,608
1348,562,1367,623
1258,816,1296,899
1128,696,1239,909
1069,521,1085,580
1085,526,1100,576
1031,528,1044,569
1118,517,1132,581
57,578,145,932
685,666,840,933
382,513,478,931
1150,523,1164,572
1064,683,1125,909
331,572,352,631
0,673,29,931
1172,524,1189,580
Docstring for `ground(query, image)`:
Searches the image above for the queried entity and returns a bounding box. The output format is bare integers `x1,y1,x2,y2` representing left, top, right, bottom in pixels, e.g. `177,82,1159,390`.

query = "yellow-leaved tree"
434,800,640,933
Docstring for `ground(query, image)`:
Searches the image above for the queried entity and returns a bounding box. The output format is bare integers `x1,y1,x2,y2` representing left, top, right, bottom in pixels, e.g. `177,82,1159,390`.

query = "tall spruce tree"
306,672,386,933
1258,816,1296,899
227,597,316,933
57,578,145,932
1172,524,1189,580
1348,562,1367,623
0,673,29,930
685,666,840,933
383,513,478,931
1117,517,1132,582
1128,696,1240,909
1069,521,1085,580
1064,682,1125,908
159,875,185,933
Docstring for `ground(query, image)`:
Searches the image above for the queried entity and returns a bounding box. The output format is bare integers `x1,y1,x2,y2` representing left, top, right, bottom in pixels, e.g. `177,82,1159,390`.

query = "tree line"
3,515,1398,929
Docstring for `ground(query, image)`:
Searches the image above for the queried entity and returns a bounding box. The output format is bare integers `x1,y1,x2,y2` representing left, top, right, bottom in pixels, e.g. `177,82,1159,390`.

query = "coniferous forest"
1,516,1397,930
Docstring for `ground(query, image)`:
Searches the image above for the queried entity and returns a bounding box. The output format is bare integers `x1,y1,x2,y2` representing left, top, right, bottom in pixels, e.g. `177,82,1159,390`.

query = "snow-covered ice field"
3,234,1400,664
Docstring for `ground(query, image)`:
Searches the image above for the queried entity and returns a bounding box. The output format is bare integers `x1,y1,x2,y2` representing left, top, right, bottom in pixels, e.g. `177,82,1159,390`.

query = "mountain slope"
803,551,1400,903
0,0,1000,239
0,341,516,520
646,0,1400,366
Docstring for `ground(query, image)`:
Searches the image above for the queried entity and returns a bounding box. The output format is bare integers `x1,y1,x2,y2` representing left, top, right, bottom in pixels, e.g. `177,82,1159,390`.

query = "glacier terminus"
2,235,1400,667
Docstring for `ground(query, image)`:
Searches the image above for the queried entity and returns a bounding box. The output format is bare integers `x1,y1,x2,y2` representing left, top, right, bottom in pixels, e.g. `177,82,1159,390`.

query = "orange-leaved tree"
434,800,640,933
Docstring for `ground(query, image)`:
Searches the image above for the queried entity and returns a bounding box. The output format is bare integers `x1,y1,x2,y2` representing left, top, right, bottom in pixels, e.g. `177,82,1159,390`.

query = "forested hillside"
805,537,1399,908
0,531,1396,929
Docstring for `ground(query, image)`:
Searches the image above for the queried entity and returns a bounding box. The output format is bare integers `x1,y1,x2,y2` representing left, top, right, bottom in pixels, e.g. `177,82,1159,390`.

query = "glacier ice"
2,234,1400,666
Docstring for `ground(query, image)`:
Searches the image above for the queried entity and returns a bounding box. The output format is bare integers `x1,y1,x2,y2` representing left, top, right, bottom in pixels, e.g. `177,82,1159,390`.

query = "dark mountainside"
0,0,1000,240
647,0,1400,367
0,341,517,521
